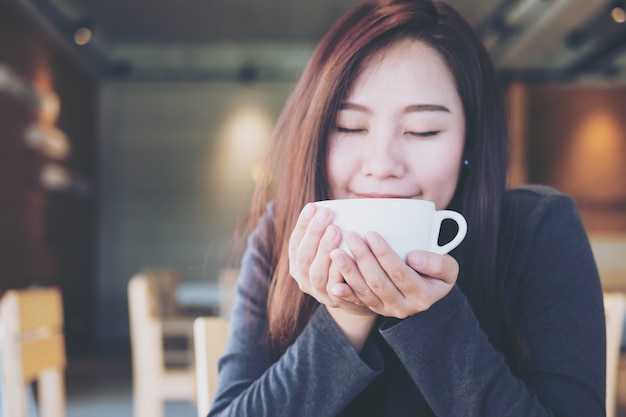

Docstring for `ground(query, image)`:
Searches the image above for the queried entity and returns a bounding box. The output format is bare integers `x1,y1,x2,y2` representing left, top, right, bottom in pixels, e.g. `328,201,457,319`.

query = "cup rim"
314,198,436,208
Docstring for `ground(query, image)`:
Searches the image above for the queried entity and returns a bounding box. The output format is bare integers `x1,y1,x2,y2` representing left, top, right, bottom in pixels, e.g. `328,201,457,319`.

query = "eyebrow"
404,104,450,113
338,102,451,113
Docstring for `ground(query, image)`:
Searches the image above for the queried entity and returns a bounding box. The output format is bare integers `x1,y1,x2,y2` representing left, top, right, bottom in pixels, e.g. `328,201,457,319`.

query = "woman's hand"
288,203,373,314
288,203,377,351
329,231,459,319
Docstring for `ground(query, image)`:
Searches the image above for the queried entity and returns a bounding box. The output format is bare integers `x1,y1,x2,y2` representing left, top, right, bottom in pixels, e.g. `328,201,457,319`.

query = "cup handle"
430,210,467,255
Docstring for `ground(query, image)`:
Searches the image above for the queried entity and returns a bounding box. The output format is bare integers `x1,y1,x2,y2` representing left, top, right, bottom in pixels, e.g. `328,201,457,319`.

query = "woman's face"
326,39,465,210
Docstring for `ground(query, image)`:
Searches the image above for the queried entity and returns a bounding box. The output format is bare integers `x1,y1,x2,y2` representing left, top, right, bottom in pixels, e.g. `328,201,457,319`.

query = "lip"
354,193,416,199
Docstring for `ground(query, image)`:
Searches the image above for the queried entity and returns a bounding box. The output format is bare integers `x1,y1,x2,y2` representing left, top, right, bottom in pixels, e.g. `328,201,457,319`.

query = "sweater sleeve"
208,207,384,417
379,188,606,417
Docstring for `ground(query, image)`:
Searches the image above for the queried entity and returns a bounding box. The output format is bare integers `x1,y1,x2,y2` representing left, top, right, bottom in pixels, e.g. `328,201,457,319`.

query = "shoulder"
498,184,587,268
504,184,574,210
247,201,276,248
502,184,580,230
497,186,601,308
240,201,276,283
498,185,592,274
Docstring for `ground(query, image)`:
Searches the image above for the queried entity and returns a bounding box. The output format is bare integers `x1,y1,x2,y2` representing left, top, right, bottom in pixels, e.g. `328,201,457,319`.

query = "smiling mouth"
355,193,418,199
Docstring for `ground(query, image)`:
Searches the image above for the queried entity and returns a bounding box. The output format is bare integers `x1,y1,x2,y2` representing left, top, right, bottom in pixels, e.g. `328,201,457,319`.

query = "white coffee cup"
313,198,467,260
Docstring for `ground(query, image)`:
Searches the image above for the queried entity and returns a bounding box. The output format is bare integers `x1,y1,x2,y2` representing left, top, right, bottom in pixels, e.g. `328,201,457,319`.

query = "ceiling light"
40,163,70,190
25,124,71,160
40,163,90,196
611,7,626,23
73,26,93,45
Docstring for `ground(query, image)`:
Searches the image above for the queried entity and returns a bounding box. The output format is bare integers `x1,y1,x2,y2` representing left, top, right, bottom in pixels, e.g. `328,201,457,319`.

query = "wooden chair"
604,292,626,417
128,270,196,417
0,287,66,417
193,316,229,417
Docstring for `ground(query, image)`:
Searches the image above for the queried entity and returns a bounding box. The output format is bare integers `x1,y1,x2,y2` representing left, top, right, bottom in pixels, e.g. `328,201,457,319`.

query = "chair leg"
134,386,164,417
38,368,65,417
3,379,28,417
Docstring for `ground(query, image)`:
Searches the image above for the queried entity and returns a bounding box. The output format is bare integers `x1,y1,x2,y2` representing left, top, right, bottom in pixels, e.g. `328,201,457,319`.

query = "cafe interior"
1,0,626,416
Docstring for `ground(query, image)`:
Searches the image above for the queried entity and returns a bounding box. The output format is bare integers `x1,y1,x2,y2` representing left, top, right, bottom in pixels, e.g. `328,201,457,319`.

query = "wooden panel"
20,332,66,382
0,286,67,417
0,0,97,356
0,11,57,291
527,86,626,233
14,288,63,332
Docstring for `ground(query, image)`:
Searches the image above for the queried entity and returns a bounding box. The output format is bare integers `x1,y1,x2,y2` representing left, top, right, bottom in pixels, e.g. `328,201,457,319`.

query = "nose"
361,135,405,178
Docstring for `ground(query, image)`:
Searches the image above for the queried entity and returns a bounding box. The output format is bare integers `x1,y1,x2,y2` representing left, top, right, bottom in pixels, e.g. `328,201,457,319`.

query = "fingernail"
331,251,346,266
408,252,427,267
302,203,315,219
366,231,381,246
345,232,358,246
324,226,338,242
314,208,331,224
331,284,342,296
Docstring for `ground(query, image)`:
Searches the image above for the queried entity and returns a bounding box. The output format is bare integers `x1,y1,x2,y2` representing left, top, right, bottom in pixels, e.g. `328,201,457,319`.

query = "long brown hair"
246,0,509,359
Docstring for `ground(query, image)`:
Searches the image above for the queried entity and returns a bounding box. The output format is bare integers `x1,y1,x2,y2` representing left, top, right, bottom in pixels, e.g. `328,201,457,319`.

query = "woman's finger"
307,224,341,298
290,207,333,281
332,234,385,310
327,259,363,306
288,203,317,277
327,263,373,317
349,232,404,303
362,232,460,317
406,250,459,284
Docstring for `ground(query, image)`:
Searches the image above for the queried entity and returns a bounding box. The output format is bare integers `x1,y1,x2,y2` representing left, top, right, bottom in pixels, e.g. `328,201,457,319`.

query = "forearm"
210,306,383,417
381,287,545,415
381,286,603,416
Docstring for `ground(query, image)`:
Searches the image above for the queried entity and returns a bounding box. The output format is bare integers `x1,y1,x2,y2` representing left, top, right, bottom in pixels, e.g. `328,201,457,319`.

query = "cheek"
420,157,460,186
326,138,354,195
424,163,462,208
436,159,462,189
408,142,463,207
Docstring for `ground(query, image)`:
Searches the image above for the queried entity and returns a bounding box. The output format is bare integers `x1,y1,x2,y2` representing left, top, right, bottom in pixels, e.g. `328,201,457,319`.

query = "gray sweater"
208,185,606,416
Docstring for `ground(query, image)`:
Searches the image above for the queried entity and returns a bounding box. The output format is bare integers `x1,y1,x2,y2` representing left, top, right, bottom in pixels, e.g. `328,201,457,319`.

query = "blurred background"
2,0,626,415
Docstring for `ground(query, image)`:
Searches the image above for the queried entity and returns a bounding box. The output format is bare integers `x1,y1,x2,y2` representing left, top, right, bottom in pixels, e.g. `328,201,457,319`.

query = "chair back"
128,273,167,378
604,292,626,417
128,270,195,417
193,316,229,417
0,287,66,417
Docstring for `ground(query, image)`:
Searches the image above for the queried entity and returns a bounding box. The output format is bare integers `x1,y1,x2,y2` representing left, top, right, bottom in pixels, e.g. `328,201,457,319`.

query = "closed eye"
336,126,367,134
405,131,439,138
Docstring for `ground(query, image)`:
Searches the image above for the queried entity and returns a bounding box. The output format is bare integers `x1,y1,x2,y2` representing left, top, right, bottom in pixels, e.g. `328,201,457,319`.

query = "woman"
208,0,605,416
